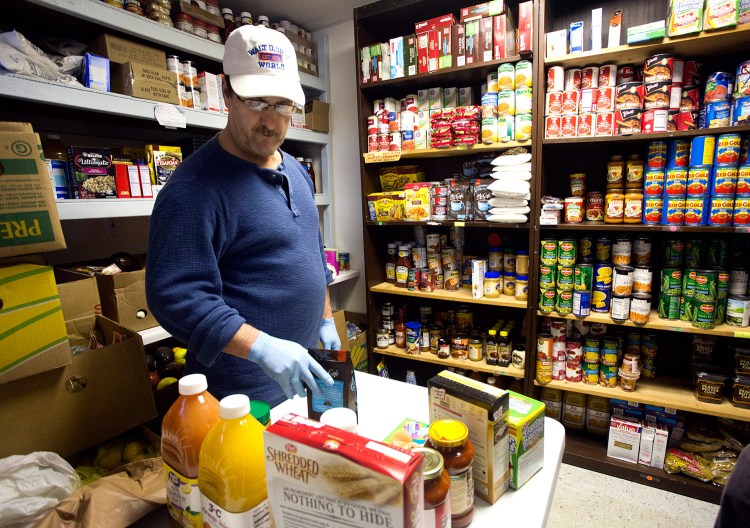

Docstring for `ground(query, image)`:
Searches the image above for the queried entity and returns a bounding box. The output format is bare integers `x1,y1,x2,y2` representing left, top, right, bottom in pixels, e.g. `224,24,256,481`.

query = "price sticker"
454,221,466,227
363,151,402,163
671,327,684,332
734,331,750,339
378,221,383,226
669,226,677,232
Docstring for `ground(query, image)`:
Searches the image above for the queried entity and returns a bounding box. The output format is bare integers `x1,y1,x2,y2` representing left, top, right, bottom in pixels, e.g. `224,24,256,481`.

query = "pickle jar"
426,419,475,528
413,447,451,528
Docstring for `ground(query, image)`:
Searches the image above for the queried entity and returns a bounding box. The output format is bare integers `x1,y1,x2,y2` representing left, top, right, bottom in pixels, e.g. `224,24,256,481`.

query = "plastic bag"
0,451,78,527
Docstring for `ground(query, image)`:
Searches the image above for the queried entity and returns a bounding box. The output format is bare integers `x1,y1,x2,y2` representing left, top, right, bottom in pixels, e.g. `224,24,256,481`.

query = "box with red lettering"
264,413,424,528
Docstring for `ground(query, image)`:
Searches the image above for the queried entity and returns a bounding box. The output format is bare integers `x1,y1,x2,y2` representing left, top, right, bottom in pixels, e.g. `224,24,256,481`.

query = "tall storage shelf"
353,0,540,391
531,0,750,503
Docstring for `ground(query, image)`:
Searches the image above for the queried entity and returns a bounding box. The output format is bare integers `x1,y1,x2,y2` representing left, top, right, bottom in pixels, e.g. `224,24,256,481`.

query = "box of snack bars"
265,413,423,528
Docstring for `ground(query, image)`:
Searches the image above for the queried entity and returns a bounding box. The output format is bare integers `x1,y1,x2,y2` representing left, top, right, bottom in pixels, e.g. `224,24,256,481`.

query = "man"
146,25,338,407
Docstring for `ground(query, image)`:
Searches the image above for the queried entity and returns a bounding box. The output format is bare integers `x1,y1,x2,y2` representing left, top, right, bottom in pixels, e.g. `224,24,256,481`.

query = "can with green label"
557,265,574,291
658,293,680,320
717,270,730,299
574,264,593,292
693,269,718,301
692,298,717,329
663,239,684,267
707,239,728,267
717,297,728,325
556,289,574,315
684,240,702,268
540,239,558,265
558,239,577,266
539,288,556,313
683,269,698,296
539,264,556,289
661,268,682,295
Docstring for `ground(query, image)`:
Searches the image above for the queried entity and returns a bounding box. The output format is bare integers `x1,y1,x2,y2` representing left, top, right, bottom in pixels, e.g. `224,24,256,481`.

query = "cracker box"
404,182,431,221
428,370,510,504
264,413,423,528
508,391,545,489
607,416,642,463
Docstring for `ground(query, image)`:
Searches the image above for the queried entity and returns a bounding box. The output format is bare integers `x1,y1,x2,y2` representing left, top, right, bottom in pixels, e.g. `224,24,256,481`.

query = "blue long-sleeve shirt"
146,135,331,406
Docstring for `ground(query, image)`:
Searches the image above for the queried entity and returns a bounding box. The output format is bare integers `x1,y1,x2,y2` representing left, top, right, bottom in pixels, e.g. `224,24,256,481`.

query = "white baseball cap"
223,25,305,107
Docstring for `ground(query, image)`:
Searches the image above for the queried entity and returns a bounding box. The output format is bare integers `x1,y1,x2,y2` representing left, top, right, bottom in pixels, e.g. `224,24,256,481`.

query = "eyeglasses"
236,96,299,116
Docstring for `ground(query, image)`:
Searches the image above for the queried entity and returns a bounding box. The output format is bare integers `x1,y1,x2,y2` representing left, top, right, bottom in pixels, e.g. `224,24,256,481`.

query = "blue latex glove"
319,317,341,350
249,332,334,399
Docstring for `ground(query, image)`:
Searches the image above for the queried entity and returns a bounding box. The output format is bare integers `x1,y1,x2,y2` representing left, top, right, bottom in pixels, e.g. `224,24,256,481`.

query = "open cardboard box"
331,310,368,372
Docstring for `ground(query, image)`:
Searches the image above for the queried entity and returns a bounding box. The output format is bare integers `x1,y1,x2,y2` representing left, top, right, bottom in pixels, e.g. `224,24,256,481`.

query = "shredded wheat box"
428,370,510,504
264,413,423,528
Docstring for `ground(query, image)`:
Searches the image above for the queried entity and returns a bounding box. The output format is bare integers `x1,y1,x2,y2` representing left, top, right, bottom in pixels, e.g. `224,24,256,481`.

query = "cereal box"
508,391,545,489
264,413,423,528
404,182,431,221
428,370,510,504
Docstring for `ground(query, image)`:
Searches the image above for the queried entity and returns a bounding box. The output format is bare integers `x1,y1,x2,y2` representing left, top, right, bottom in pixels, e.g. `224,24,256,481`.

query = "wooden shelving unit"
376,345,525,377
539,223,750,234
372,282,528,309
364,141,531,161
543,124,750,145
366,220,530,229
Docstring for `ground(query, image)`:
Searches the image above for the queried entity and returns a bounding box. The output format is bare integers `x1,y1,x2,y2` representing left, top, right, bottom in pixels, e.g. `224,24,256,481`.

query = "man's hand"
319,317,341,350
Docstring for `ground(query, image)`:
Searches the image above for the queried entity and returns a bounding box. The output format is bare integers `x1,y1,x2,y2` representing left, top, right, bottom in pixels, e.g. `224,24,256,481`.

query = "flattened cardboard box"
0,315,156,458
96,268,159,332
0,122,66,258
0,263,71,385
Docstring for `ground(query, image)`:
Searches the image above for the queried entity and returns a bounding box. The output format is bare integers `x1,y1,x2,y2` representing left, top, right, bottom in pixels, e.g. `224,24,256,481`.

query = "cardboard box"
110,61,178,104
518,1,534,54
404,34,418,76
389,36,404,79
404,182,431,221
427,29,440,72
494,13,516,59
94,267,158,332
198,71,221,112
379,42,391,81
265,413,424,528
81,52,110,91
0,263,71,385
0,315,156,458
428,370,510,504
54,269,102,334
417,32,429,74
651,424,669,469
465,20,481,65
331,310,368,372
415,13,457,32
508,391,545,489
305,100,330,132
460,1,505,22
478,16,495,62
438,26,452,69
0,122,67,258
88,34,166,69
607,416,642,463
452,24,466,68
360,46,371,83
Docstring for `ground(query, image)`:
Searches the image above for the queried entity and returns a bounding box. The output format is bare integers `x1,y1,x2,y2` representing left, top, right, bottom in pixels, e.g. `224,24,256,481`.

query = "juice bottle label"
201,495,270,528
164,461,202,527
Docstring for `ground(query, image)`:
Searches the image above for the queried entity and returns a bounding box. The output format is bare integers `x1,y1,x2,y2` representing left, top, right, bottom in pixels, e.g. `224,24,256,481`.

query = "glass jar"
385,243,397,283
257,15,270,27
192,19,208,39
607,155,625,189
429,324,442,354
240,11,253,25
515,274,529,301
376,328,389,349
484,271,501,298
206,25,222,43
468,335,483,362
437,338,450,359
624,192,644,223
175,13,194,33
515,249,529,275
204,0,220,17
626,154,645,190
395,320,406,349
604,192,625,223
395,245,411,287
585,191,605,221
220,8,235,41
426,420,475,528
413,447,451,528
569,173,586,196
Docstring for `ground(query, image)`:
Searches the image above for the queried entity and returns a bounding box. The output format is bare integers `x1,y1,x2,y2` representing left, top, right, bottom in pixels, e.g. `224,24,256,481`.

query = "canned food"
615,109,642,135
582,362,600,384
715,134,741,165
662,196,686,225
732,97,750,126
738,165,750,195
630,293,652,325
665,168,688,196
582,339,599,363
595,112,615,136
683,240,702,267
667,139,691,168
539,264,557,289
544,116,562,139
564,68,582,91
560,115,578,138
595,86,615,112
556,289,574,315
595,237,612,262
577,113,595,137
711,166,738,196
692,298,717,329
615,82,644,110
684,196,710,225
562,90,579,114
633,266,653,294
585,192,605,221
420,268,435,292
566,339,583,362
643,81,671,110
658,292,681,319
594,263,613,289
573,290,591,317
558,239,577,266
580,88,598,114
633,237,652,266
681,86,700,111
545,92,563,115
581,66,599,89
613,266,634,296
541,239,558,265
612,237,632,265
539,288,556,313
599,364,619,387
704,72,734,103
687,166,711,196
734,197,750,225
498,114,515,142
669,84,683,110
647,141,668,169
618,65,636,83
643,196,664,224
566,361,583,383
709,196,735,226
578,236,594,262
575,264,593,292
726,295,750,327
547,66,565,92
678,110,699,130
644,54,673,83
701,101,732,128
610,294,631,322
557,265,574,291
591,287,612,313
550,320,567,342
551,360,566,380
565,196,585,222
693,269,718,301
537,334,554,363
599,64,617,87
663,241,685,267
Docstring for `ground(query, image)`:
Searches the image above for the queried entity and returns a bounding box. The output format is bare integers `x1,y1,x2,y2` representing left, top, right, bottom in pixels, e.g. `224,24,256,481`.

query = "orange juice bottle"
199,394,270,527
161,374,221,527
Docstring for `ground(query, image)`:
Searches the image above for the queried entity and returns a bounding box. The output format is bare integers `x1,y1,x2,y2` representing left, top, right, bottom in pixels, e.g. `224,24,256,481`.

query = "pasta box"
428,370,510,504
264,413,423,528
508,391,545,489
607,416,642,463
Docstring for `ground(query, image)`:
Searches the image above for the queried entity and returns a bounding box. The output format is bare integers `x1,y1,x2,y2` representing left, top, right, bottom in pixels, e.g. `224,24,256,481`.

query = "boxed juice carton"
508,391,545,489
67,146,115,199
264,413,423,528
428,370,510,504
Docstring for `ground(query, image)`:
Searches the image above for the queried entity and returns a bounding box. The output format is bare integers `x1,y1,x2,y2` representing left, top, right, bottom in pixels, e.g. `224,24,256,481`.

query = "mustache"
253,126,281,138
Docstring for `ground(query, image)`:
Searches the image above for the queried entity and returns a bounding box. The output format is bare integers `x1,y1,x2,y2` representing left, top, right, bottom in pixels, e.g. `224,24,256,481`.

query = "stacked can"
701,71,734,129
550,320,567,381
734,60,750,126
489,60,533,143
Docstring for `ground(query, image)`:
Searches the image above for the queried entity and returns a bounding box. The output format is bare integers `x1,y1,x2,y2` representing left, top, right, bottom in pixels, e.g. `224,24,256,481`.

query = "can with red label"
644,81,671,110
711,166,738,196
687,166,711,196
644,54,674,83
662,196,686,225
709,196,735,225
545,92,563,115
647,141,668,169
642,109,669,133
378,133,390,151
595,112,614,136
547,66,565,92
617,65,636,84
669,84,683,110
595,87,615,112
704,72,734,103
586,191,605,221
564,68,582,91
737,165,750,195
734,196,750,225
389,131,402,151
644,170,666,195
582,66,600,89
684,61,701,86
562,90,580,114
684,196,710,225
616,82,644,110
668,139,691,168
681,86,700,111
615,109,641,135
715,134,742,166
577,113,595,137
643,196,664,224
599,64,617,87
367,115,379,135
665,168,688,196
545,116,562,139
561,115,578,138
579,88,598,113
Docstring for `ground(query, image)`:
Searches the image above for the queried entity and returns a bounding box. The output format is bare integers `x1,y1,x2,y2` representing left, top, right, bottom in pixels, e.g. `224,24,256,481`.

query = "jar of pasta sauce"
605,192,625,223
413,447,451,528
426,420,475,528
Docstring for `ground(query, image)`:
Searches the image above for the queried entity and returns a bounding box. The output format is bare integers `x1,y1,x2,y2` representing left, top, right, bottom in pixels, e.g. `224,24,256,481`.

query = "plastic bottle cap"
220,394,250,419
488,329,496,335
250,400,271,425
500,331,509,337
516,249,529,256
178,373,208,396
320,407,358,433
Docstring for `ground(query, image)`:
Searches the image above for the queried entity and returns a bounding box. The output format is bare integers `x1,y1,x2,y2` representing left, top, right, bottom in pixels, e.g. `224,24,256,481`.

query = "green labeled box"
508,390,545,489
